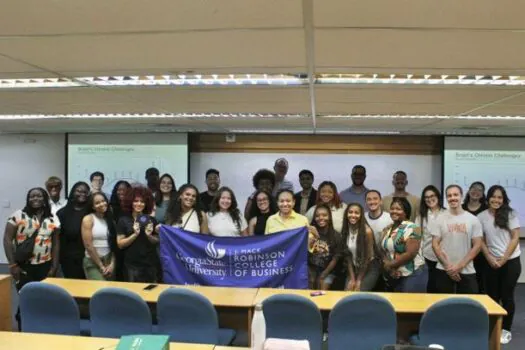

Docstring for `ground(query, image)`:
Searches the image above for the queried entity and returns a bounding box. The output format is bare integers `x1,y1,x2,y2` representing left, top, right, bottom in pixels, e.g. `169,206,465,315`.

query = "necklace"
349,229,358,242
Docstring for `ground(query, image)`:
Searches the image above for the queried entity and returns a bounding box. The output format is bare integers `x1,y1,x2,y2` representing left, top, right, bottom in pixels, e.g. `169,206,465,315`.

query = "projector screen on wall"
444,136,525,237
68,133,188,195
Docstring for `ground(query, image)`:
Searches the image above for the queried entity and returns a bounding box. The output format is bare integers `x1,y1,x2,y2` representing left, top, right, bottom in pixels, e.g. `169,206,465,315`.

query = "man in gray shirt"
272,158,294,196
432,184,482,294
339,165,368,207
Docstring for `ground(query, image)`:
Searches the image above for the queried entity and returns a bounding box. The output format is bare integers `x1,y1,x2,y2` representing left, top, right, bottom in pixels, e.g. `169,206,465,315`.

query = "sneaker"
501,329,512,344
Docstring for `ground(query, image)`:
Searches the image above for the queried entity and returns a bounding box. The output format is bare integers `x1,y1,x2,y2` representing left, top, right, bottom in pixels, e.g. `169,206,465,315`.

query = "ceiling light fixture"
0,113,309,121
316,74,525,86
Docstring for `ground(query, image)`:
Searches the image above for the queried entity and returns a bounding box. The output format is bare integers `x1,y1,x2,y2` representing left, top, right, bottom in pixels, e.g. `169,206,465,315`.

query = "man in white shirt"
364,190,392,247
45,176,67,215
432,184,483,294
382,171,420,221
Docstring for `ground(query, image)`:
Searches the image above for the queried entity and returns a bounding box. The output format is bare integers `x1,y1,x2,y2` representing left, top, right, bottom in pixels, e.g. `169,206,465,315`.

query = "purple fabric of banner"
159,226,308,288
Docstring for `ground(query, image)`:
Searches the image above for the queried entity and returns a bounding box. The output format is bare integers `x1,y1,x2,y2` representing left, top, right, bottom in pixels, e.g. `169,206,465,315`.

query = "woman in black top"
109,180,130,281
109,180,131,222
56,181,90,279
462,181,487,215
247,190,277,236
116,186,158,283
462,181,488,293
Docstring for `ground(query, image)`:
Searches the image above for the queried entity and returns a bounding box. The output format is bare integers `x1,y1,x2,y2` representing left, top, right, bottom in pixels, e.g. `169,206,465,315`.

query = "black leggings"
485,256,521,331
425,258,438,293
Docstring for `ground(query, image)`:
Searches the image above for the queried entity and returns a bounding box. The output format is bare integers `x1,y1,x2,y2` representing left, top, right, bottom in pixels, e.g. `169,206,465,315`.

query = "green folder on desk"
116,335,169,350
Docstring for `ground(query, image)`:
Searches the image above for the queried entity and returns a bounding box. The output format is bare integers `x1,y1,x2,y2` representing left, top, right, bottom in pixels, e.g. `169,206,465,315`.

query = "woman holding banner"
207,187,248,237
248,190,277,236
165,184,208,234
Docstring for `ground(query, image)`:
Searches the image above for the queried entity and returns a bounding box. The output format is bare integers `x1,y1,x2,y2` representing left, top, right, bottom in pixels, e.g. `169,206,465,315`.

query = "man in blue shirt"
339,165,369,207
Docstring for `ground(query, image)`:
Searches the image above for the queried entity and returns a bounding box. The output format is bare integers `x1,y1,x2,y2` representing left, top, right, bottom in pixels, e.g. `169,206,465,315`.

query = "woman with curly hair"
165,183,208,233
207,187,248,237
478,185,521,344
244,169,276,220
116,185,158,282
109,180,131,222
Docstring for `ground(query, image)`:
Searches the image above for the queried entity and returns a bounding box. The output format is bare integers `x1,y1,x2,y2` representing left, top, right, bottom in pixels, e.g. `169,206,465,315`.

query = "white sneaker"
501,329,512,344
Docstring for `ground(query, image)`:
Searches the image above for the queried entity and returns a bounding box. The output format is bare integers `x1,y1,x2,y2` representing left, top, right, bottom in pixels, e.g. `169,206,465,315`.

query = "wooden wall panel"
190,133,443,155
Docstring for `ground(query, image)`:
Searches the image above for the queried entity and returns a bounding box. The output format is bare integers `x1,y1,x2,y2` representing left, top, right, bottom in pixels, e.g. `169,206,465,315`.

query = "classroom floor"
1,265,523,349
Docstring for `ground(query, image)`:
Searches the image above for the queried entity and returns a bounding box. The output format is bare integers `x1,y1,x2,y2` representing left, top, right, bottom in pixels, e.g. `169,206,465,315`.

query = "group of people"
3,158,521,344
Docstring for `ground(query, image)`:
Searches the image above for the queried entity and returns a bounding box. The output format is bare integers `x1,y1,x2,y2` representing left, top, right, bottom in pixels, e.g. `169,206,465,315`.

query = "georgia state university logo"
205,241,226,259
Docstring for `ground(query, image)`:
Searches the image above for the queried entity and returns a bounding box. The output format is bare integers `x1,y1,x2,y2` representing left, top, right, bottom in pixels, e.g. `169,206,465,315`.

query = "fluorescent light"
0,74,307,89
321,114,525,120
0,113,309,121
316,74,525,86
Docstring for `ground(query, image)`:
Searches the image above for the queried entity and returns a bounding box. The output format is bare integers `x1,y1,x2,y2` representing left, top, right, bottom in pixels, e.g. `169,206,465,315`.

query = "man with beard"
432,184,483,294
364,190,392,247
199,168,220,212
339,165,368,207
45,176,67,215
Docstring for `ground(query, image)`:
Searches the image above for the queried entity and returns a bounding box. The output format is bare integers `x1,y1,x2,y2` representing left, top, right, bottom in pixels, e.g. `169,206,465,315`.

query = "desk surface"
0,275,10,281
255,288,507,316
0,332,213,350
43,278,258,308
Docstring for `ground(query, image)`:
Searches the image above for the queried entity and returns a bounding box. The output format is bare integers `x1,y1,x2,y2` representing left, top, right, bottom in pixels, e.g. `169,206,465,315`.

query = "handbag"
14,228,38,264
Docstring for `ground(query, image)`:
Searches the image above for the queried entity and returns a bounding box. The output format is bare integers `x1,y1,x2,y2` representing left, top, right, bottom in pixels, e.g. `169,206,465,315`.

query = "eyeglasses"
424,194,437,200
257,198,269,203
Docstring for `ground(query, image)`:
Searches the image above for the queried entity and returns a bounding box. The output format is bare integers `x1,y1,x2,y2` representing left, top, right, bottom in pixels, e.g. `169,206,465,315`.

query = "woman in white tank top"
81,192,116,280
164,184,208,234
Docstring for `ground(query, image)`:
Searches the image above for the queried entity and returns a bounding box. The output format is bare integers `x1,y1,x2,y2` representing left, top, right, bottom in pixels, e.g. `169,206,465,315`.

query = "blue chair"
19,282,81,335
157,288,235,345
418,297,489,350
90,287,152,338
262,294,323,350
328,294,397,350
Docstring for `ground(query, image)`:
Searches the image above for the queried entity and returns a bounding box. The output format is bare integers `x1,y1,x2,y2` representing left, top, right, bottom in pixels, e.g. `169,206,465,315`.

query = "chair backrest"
328,294,397,350
19,282,80,335
262,294,323,350
419,297,489,350
157,288,219,344
89,287,152,338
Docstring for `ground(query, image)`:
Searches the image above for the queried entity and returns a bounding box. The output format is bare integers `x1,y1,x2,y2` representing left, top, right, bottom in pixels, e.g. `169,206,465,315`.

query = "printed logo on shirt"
447,223,467,234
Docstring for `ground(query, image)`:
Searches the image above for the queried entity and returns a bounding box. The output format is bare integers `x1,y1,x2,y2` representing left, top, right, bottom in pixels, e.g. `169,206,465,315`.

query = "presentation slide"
444,137,525,237
68,133,188,195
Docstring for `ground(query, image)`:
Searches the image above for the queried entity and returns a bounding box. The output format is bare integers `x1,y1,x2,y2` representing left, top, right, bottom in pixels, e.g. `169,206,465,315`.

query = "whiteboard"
68,133,188,194
0,134,66,263
190,152,442,211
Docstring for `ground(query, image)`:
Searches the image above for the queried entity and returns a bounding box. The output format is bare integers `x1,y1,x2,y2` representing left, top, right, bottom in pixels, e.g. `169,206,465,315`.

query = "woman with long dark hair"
208,187,248,237
478,185,521,344
109,180,131,222
462,181,488,293
165,183,208,233
57,181,90,279
381,197,427,292
3,187,60,288
154,174,177,224
463,181,487,215
248,190,277,236
81,192,117,280
116,186,158,282
308,204,341,290
416,185,446,293
305,181,347,233
342,203,379,291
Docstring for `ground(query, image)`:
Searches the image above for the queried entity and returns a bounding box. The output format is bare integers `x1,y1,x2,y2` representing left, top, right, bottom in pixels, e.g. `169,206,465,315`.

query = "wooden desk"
43,278,258,336
0,275,12,331
255,288,507,350
0,331,213,350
